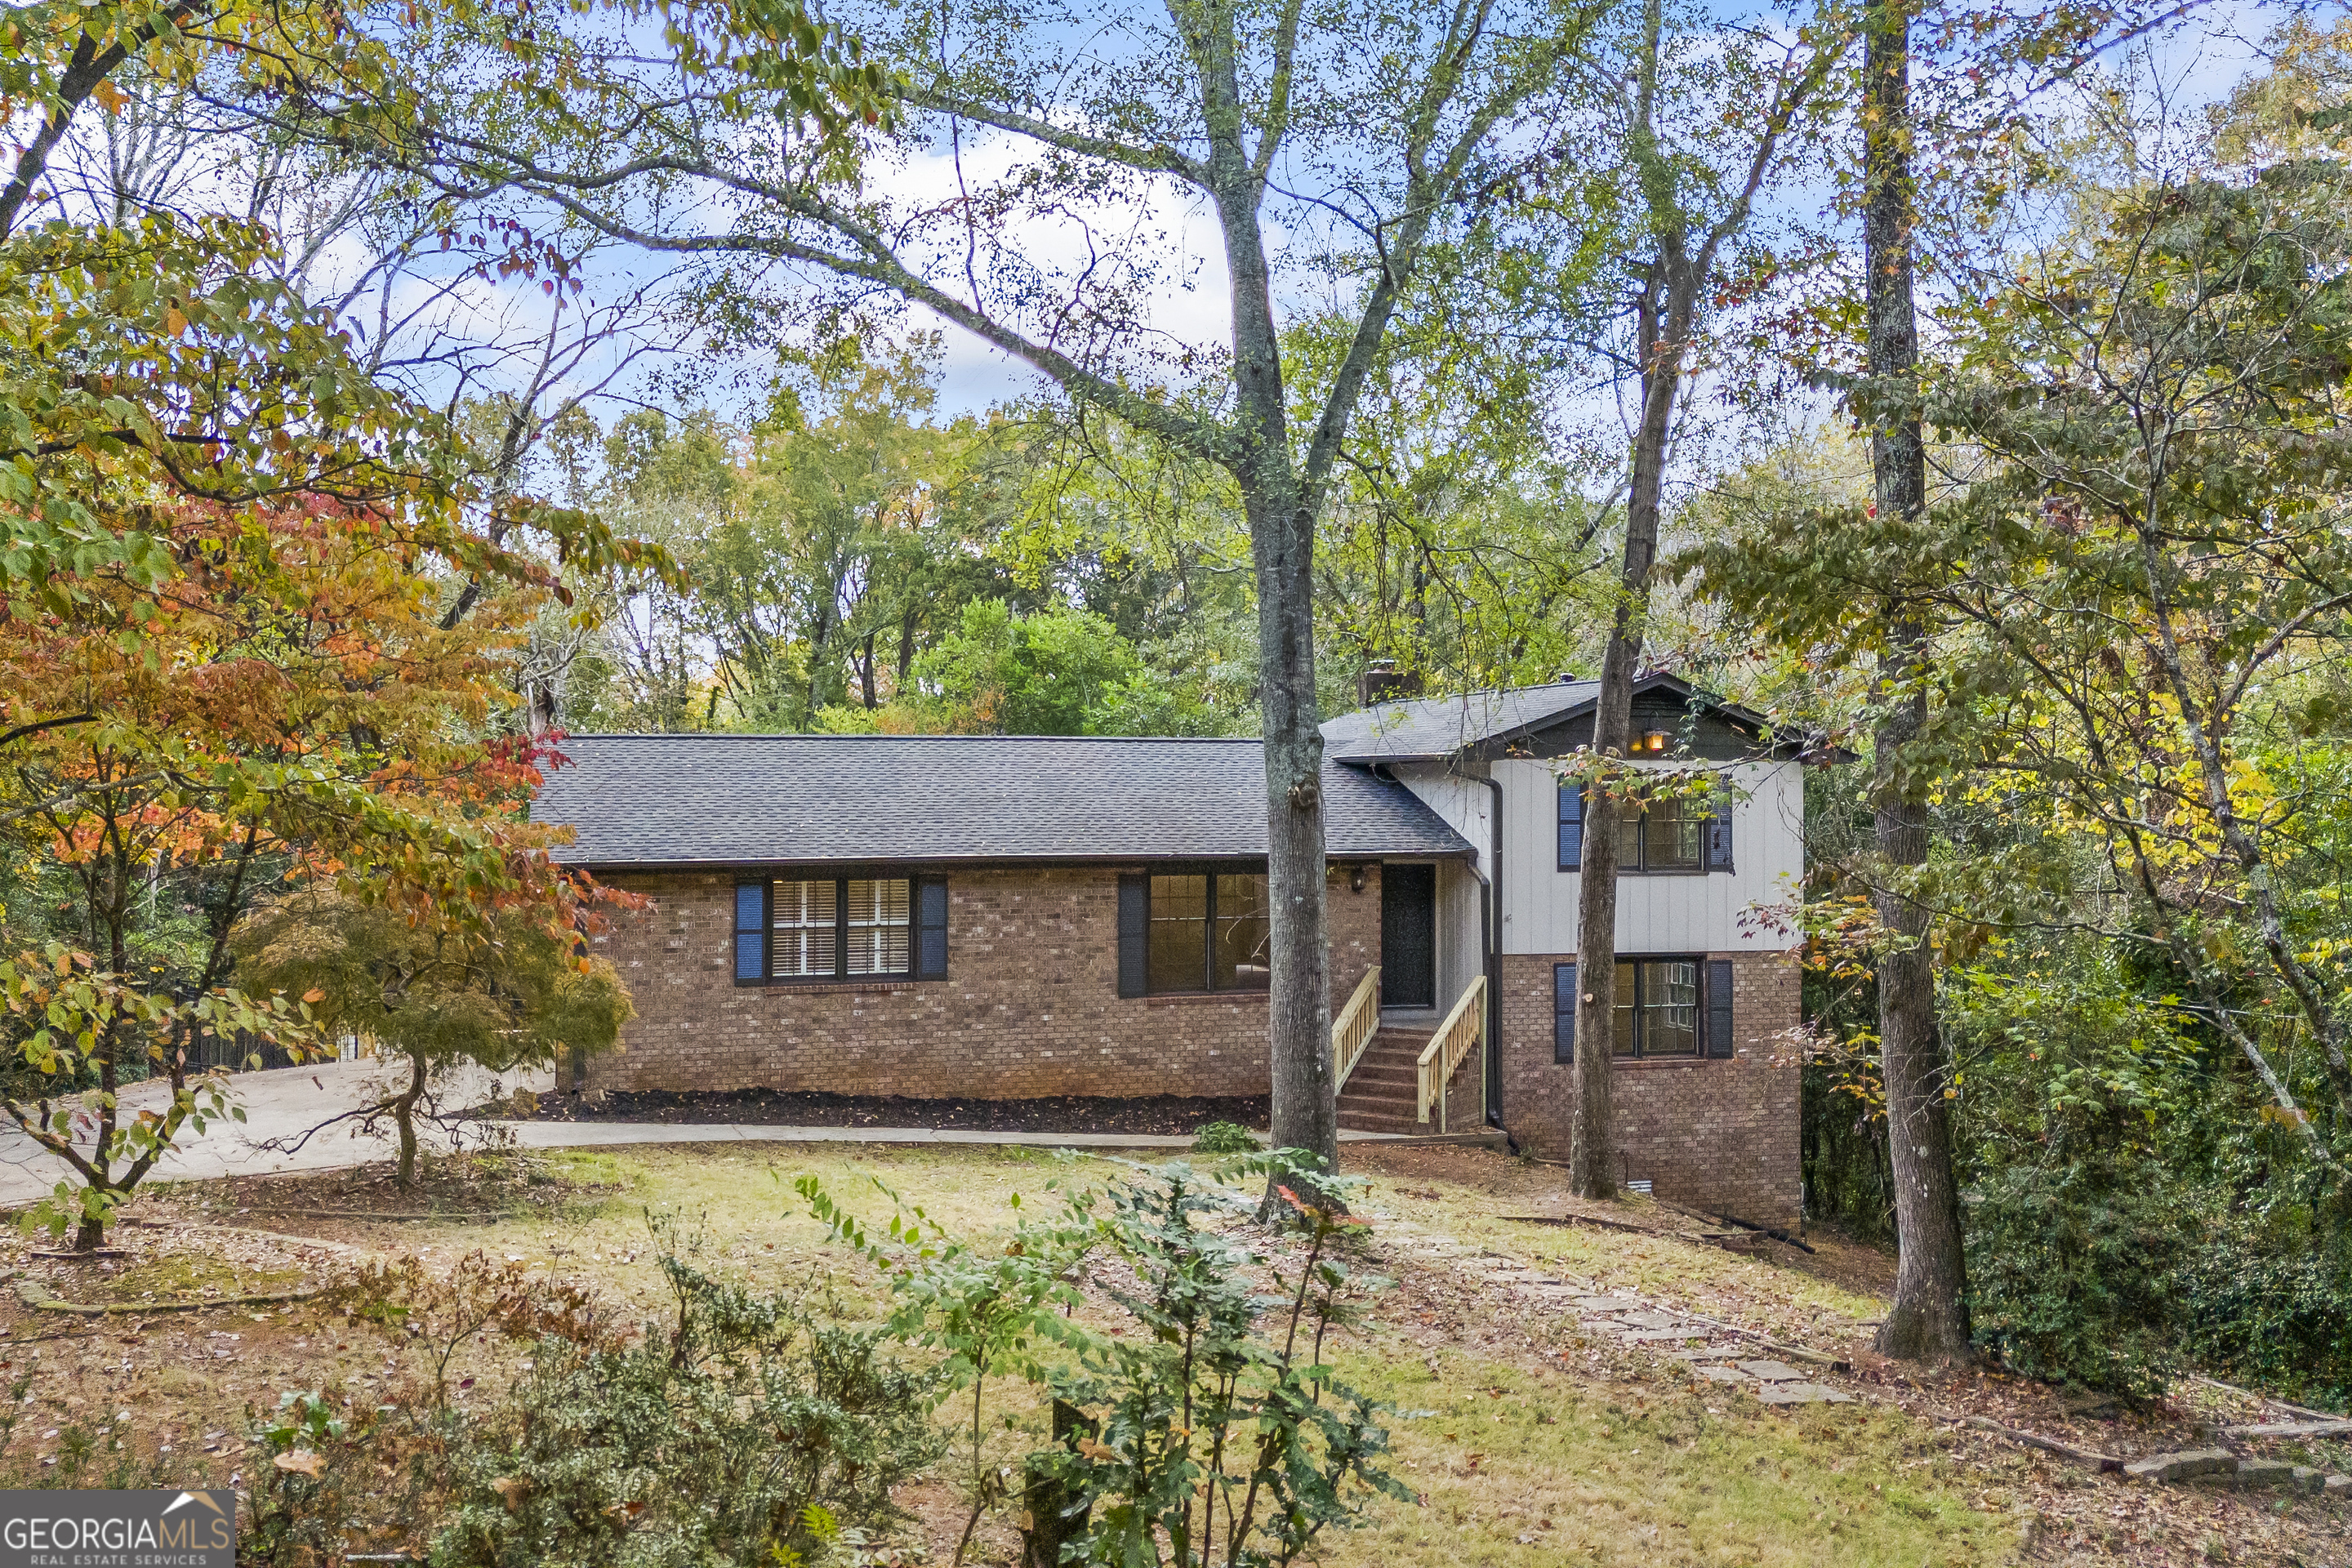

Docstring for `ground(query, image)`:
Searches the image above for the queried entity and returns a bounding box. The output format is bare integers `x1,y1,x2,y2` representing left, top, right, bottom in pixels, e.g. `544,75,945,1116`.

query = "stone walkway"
1370,1213,1856,1406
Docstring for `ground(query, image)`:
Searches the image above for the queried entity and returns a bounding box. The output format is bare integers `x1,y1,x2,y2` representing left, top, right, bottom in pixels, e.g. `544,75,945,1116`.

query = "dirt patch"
505,1088,1271,1136
136,1150,621,1229
16,1225,336,1312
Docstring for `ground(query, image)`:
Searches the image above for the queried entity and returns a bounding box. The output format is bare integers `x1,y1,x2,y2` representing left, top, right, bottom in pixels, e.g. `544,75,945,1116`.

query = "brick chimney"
1356,658,1423,708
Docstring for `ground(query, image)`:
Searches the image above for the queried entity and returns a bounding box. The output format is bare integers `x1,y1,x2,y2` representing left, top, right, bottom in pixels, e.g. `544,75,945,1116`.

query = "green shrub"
242,1230,941,1568
247,1392,453,1567
432,1252,942,1567
1964,1158,2189,1394
1038,1158,1409,1567
2176,1213,2352,1409
1188,1120,1257,1156
804,1152,1407,1568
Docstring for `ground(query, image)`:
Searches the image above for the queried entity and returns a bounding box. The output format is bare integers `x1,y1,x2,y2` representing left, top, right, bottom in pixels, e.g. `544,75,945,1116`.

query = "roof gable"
1320,674,1782,763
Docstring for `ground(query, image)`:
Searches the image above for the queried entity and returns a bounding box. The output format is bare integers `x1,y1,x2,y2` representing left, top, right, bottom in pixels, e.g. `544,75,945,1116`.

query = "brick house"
535,673,1808,1220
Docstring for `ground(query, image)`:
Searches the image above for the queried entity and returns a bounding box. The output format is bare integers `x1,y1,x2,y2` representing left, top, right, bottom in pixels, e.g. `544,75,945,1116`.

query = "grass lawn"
5,1142,2342,1566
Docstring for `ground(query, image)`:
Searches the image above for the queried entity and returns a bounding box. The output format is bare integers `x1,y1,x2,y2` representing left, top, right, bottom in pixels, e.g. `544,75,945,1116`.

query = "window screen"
1147,874,1209,993
1644,796,1704,871
1566,784,1724,873
1211,873,1272,991
846,878,911,975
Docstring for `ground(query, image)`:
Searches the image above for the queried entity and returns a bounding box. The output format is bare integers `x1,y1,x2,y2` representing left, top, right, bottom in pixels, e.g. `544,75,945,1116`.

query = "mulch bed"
509,1088,1272,1136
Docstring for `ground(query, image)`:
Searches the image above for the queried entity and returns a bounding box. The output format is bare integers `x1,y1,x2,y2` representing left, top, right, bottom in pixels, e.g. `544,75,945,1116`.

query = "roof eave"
555,845,1477,873
1325,750,1450,765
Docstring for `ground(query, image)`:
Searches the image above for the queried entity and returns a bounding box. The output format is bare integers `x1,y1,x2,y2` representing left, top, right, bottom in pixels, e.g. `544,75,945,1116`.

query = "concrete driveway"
0,1056,553,1209
0,1060,1474,1213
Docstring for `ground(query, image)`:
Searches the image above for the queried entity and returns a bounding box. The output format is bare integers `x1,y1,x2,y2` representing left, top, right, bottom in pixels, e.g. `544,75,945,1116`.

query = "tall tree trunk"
1193,14,1337,1184
1251,488,1334,1178
1568,271,1684,1199
74,853,136,1252
1864,0,1971,1363
804,606,832,726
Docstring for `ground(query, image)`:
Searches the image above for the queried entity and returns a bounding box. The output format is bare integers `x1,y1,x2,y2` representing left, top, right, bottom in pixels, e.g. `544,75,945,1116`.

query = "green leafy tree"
1689,51,2352,1387
1292,228,1613,694
234,886,634,1186
0,0,674,1248
882,599,1139,736
1547,0,1851,1202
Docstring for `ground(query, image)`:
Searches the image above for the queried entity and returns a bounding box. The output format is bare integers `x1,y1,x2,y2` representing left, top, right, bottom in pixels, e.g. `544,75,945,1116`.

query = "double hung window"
1610,958,1701,1057
1553,956,1735,1062
735,875,948,983
1617,795,1704,872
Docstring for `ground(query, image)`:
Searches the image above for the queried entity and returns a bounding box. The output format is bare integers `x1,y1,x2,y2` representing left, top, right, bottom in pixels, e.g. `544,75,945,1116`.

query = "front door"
1380,863,1437,1009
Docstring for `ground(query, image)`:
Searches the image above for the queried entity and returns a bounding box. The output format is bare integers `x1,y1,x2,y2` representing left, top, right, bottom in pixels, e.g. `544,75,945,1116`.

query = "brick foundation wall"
588,862,1388,1102
1497,951,1801,1223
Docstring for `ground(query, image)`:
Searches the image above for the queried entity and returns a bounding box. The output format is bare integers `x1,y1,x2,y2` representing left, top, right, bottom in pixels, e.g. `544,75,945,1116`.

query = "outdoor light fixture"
1644,730,1669,753
1350,865,1366,894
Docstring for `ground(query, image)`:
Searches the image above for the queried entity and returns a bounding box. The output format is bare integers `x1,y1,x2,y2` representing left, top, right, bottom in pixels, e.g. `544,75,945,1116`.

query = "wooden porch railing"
1417,974,1488,1134
1331,965,1382,1093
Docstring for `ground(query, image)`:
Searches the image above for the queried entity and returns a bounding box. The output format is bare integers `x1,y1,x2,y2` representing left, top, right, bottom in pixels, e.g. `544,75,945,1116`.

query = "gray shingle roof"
1320,681,1603,762
1318,673,1783,762
533,734,1475,868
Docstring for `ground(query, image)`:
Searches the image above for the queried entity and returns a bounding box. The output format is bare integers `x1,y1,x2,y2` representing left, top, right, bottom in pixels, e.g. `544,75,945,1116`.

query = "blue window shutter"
1553,962,1577,1063
916,877,950,978
733,882,767,982
1117,875,1148,998
1704,780,1735,872
1558,783,1584,870
1707,959,1735,1058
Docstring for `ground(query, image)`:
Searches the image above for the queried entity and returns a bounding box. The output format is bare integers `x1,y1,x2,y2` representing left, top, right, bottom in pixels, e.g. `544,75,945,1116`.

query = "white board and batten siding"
1388,766,1493,863
1486,757,1802,956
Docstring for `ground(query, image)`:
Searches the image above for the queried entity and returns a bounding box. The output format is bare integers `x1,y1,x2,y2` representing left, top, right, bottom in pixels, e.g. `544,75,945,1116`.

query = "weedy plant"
800,1165,1100,1563
430,1223,942,1568
803,1152,1406,1567
1189,1122,1258,1156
